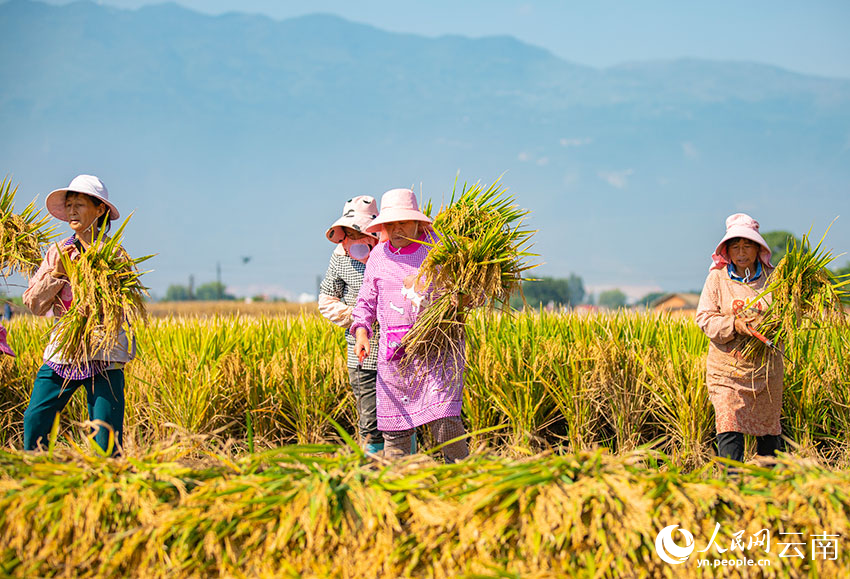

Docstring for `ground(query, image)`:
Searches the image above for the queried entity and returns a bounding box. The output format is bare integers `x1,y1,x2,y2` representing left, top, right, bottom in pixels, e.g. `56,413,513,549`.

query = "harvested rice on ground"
745,224,849,359
401,178,536,374
51,216,152,371
0,177,56,277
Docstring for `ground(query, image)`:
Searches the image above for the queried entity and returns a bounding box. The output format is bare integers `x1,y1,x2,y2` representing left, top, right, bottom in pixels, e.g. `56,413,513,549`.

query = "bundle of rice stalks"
401,177,536,370
0,177,56,276
745,224,850,358
51,216,152,371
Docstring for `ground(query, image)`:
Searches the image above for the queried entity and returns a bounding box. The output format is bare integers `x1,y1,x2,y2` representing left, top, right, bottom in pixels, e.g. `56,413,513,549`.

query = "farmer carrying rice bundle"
318,195,385,454
351,188,468,462
22,175,147,454
696,213,784,463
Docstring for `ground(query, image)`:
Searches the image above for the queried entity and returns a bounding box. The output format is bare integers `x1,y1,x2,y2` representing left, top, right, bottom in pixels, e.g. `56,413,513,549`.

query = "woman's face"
343,227,369,241
727,238,759,273
65,193,106,234
385,220,420,248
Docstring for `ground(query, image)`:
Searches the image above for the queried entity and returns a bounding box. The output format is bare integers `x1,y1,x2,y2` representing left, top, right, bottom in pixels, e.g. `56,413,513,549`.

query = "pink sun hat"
365,188,432,234
325,195,380,243
0,324,15,357
710,213,772,271
46,175,120,223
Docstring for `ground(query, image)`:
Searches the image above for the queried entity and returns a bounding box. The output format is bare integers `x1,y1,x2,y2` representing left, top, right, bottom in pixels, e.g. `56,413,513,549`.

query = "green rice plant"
51,216,152,372
0,177,56,276
402,177,537,375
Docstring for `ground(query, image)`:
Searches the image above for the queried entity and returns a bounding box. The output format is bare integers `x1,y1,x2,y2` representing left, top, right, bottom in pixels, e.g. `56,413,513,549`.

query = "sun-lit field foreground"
1,311,848,576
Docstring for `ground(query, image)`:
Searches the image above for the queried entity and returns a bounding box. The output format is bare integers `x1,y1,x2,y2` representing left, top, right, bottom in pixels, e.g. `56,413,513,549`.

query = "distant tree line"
164,282,235,301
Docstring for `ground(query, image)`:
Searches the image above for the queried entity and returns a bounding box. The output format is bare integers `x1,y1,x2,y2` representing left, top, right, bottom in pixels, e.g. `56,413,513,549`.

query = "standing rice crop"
0,177,56,276
401,177,536,373
51,216,152,372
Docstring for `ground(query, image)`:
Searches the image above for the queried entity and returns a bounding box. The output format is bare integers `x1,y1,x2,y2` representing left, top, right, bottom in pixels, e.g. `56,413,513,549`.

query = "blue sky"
41,0,850,78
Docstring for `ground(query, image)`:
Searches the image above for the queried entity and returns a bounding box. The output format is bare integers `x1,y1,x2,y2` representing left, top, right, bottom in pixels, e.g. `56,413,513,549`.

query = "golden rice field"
1,310,849,577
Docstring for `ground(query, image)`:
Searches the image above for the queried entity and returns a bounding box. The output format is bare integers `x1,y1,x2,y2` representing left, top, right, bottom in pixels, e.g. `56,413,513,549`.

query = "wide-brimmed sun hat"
710,213,772,270
46,174,120,222
365,188,432,234
325,195,380,243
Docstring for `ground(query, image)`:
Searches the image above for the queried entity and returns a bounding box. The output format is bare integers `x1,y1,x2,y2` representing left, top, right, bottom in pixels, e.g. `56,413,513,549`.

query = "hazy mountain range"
2,0,849,300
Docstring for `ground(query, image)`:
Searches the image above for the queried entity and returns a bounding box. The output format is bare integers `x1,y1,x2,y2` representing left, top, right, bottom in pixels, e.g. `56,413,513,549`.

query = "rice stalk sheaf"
400,177,537,389
1,447,849,577
0,176,57,277
744,223,849,361
51,216,152,373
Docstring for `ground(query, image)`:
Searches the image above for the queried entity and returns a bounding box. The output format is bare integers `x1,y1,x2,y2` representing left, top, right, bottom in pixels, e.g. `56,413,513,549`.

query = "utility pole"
216,262,222,300
188,274,195,300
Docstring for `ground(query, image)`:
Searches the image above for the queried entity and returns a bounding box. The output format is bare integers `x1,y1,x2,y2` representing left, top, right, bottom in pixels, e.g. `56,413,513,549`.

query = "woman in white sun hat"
318,195,385,454
696,213,784,465
350,188,469,463
22,174,133,454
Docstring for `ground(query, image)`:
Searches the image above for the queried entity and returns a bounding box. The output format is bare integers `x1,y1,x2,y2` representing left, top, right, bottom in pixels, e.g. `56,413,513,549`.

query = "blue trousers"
23,364,125,453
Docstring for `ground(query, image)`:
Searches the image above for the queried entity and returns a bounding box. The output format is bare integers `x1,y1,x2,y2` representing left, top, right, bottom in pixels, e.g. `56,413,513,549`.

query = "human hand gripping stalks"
400,177,537,381
742,221,850,360
0,176,57,276
52,215,153,372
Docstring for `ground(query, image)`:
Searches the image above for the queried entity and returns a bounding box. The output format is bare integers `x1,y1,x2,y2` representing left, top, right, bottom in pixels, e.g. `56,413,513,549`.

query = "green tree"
195,282,235,301
510,274,585,309
164,284,191,301
598,288,627,309
761,230,800,265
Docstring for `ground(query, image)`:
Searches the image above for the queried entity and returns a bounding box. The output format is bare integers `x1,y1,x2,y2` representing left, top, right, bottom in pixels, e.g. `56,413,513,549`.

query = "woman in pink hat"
318,195,385,454
350,188,468,463
696,213,784,464
21,175,133,454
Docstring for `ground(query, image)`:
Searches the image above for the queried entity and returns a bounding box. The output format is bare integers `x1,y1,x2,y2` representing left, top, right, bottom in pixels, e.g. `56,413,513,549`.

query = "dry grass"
147,300,317,318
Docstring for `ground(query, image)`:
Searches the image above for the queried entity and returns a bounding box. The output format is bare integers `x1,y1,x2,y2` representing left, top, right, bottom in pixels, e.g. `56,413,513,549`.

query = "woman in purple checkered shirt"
21,175,134,454
351,188,469,463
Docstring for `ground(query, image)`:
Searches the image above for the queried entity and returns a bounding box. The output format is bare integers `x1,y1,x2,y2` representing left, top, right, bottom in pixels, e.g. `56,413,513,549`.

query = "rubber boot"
365,442,384,455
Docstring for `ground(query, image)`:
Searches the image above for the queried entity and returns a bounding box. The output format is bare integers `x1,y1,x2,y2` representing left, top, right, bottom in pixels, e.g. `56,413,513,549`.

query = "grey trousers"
348,367,383,445
383,416,468,463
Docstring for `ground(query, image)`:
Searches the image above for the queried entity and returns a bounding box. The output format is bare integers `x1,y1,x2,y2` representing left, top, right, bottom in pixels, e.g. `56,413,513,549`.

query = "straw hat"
365,188,432,234
46,175,120,222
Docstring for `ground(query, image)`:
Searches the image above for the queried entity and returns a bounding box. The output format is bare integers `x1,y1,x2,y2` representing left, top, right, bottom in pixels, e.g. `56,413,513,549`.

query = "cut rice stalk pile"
745,224,849,358
0,177,56,277
401,178,536,370
51,215,152,371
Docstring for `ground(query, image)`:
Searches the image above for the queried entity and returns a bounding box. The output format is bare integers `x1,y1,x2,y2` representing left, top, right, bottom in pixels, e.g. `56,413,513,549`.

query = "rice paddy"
1,310,849,577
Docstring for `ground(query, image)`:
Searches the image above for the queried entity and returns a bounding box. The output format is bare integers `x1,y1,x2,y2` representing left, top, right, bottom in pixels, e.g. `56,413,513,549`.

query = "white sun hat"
46,174,120,222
